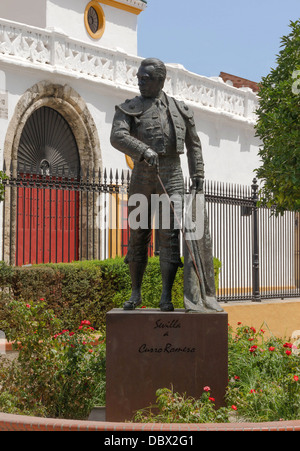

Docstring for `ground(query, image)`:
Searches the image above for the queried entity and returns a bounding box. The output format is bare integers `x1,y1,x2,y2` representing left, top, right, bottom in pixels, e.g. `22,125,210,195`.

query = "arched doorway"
16,106,80,265
2,81,102,265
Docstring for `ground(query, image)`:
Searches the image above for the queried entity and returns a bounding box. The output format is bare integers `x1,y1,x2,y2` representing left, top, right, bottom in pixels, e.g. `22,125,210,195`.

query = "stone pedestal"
106,308,228,422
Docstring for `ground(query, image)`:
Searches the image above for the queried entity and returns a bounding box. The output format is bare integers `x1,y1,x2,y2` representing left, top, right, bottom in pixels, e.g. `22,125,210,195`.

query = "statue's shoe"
159,302,174,312
123,297,142,310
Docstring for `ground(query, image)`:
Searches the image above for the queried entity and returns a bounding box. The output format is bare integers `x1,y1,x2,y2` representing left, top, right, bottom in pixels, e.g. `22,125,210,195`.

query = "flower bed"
226,323,300,422
0,298,300,423
0,299,106,419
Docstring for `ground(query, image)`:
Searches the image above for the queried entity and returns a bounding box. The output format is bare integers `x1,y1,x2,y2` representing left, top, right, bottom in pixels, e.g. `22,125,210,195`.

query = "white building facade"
0,0,262,267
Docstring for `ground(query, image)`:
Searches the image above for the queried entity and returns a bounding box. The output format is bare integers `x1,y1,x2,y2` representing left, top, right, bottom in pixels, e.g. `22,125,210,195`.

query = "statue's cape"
183,190,224,312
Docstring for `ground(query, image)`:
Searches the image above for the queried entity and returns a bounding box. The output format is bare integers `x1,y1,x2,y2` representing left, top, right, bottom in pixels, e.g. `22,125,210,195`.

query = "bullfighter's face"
137,65,164,99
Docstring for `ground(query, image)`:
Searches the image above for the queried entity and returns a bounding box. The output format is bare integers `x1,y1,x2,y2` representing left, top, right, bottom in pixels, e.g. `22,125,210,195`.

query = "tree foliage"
255,20,300,213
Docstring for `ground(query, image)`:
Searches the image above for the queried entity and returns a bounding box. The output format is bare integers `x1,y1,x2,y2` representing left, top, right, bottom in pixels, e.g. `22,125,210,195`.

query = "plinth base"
106,308,228,422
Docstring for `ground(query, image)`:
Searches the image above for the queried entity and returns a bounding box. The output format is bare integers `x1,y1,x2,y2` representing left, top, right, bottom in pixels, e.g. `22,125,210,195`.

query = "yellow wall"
221,299,300,339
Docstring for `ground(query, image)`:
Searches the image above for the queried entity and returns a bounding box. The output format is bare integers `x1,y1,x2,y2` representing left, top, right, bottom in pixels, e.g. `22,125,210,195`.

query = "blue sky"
137,0,299,82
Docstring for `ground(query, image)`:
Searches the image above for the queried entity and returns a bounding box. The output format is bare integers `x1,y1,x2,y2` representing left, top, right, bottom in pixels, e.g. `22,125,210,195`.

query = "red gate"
16,179,79,266
16,106,80,266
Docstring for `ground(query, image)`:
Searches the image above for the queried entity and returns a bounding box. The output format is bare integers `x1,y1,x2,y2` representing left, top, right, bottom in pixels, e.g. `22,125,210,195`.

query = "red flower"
209,397,215,402
283,342,293,348
69,332,75,336
286,350,292,356
203,386,211,392
269,346,275,352
81,320,91,326
250,327,256,333
293,375,299,381
249,389,256,393
234,375,240,380
249,345,257,352
231,405,237,411
25,304,31,308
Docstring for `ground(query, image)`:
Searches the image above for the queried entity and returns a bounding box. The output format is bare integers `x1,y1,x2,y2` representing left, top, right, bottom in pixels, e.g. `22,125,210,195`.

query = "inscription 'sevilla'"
138,343,196,353
154,319,181,329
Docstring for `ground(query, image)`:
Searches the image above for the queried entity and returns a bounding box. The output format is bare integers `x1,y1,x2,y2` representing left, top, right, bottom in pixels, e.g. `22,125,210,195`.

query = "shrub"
133,386,230,424
0,299,106,419
0,256,222,331
226,323,300,422
255,20,300,213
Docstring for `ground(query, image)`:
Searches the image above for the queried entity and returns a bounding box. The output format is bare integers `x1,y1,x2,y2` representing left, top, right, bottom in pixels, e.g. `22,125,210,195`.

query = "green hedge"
0,257,221,331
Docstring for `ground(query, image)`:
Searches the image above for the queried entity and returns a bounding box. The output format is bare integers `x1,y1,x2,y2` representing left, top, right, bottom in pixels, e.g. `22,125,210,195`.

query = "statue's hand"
143,148,159,170
191,176,204,192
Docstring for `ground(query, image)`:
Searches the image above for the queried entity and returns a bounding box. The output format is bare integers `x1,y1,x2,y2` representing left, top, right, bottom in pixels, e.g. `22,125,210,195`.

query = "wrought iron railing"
1,165,299,302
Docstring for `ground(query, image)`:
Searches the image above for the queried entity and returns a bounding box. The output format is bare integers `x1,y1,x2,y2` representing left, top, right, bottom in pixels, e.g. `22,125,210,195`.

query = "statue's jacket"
110,92,204,179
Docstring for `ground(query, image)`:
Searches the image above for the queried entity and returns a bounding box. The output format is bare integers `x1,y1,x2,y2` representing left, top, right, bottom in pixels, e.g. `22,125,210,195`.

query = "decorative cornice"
99,0,147,15
0,19,258,125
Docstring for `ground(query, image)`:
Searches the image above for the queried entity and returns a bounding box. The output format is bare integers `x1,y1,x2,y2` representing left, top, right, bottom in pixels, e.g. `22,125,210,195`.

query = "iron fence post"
251,178,261,302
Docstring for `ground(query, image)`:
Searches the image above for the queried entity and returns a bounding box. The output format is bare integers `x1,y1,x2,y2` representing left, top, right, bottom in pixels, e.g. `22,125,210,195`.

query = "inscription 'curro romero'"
138,343,195,353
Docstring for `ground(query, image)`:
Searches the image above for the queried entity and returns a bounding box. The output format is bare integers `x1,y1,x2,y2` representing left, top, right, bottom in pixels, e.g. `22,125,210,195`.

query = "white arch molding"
2,81,102,264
